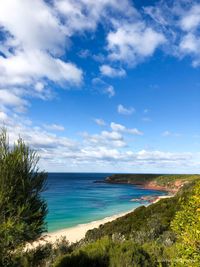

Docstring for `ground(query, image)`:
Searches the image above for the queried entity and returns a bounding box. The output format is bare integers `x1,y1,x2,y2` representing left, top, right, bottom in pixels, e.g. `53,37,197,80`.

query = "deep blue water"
43,173,166,232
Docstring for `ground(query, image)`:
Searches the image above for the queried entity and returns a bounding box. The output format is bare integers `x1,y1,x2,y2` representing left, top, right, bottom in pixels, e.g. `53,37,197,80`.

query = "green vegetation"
0,129,47,266
106,173,162,183
106,173,200,191
53,237,156,267
0,128,199,266
171,181,200,266
54,179,200,267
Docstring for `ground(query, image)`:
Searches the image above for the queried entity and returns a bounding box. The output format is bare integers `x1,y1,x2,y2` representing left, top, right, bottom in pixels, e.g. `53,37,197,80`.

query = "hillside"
105,174,200,192
53,175,200,267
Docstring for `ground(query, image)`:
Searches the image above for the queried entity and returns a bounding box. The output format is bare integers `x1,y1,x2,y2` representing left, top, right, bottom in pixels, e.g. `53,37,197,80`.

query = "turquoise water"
43,173,166,232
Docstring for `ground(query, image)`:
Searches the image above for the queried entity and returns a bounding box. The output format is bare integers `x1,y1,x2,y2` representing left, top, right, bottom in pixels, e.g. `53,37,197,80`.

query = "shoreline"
28,194,173,249
28,208,137,249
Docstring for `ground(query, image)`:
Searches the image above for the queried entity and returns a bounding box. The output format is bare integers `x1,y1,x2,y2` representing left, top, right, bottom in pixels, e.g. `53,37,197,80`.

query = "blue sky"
0,0,200,173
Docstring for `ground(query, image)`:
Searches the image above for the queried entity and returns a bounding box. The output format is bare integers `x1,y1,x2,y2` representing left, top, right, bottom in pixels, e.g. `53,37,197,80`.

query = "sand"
27,209,135,249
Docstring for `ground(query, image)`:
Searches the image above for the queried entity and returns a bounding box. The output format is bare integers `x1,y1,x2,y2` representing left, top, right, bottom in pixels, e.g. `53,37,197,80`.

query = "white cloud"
35,82,45,92
110,122,143,135
179,33,200,66
118,104,135,115
92,78,116,98
0,0,83,112
2,116,76,151
0,0,66,53
107,22,166,64
100,65,126,77
0,89,28,112
144,6,168,27
0,50,83,87
94,118,106,126
0,50,83,110
54,0,135,35
43,124,65,131
136,150,191,162
0,111,198,172
82,130,126,148
0,111,8,122
180,33,199,53
144,1,200,68
179,4,200,32
104,85,115,98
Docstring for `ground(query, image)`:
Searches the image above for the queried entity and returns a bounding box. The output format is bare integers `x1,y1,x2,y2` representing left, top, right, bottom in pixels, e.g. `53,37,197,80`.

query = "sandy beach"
27,208,135,249
28,195,173,249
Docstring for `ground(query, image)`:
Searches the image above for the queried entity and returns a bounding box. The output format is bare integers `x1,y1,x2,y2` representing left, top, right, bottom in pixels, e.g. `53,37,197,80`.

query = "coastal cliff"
105,174,200,193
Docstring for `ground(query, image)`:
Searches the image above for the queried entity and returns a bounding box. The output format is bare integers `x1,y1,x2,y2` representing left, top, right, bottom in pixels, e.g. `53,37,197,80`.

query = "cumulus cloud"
0,0,83,89
0,0,199,173
107,21,166,64
0,50,83,87
35,82,45,93
0,89,28,112
1,113,77,152
110,122,143,135
1,0,200,115
179,33,200,66
118,104,135,115
0,0,66,53
178,2,200,53
0,111,198,172
82,130,126,148
100,65,126,77
54,0,135,35
43,124,65,131
179,4,200,32
0,0,83,112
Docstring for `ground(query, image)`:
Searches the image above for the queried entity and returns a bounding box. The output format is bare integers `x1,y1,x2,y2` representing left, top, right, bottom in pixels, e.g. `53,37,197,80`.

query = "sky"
0,0,200,173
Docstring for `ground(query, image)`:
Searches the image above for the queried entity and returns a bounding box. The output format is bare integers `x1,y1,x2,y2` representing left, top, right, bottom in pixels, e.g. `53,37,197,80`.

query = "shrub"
0,129,47,266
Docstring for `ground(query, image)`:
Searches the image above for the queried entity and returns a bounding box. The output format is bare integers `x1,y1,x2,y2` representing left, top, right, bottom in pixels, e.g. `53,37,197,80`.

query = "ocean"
43,173,166,232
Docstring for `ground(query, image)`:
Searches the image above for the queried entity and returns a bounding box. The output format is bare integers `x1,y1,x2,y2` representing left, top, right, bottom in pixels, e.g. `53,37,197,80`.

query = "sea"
43,173,166,232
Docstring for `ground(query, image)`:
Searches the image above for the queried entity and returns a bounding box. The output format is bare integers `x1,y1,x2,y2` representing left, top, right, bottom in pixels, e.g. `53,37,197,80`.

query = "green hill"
106,173,200,192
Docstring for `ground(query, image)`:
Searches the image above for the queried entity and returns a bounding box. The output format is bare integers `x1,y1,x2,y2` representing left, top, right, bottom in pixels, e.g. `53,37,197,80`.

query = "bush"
171,181,200,266
0,129,47,266
53,237,156,267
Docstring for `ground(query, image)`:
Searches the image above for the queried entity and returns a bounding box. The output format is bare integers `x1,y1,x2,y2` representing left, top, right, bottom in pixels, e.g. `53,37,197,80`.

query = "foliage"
53,237,156,267
85,194,181,243
171,180,200,266
0,129,47,266
53,237,111,267
15,237,72,267
52,180,199,267
106,173,200,189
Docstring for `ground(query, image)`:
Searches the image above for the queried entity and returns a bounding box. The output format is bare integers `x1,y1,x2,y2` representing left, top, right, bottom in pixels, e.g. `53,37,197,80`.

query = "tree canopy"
0,129,47,266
